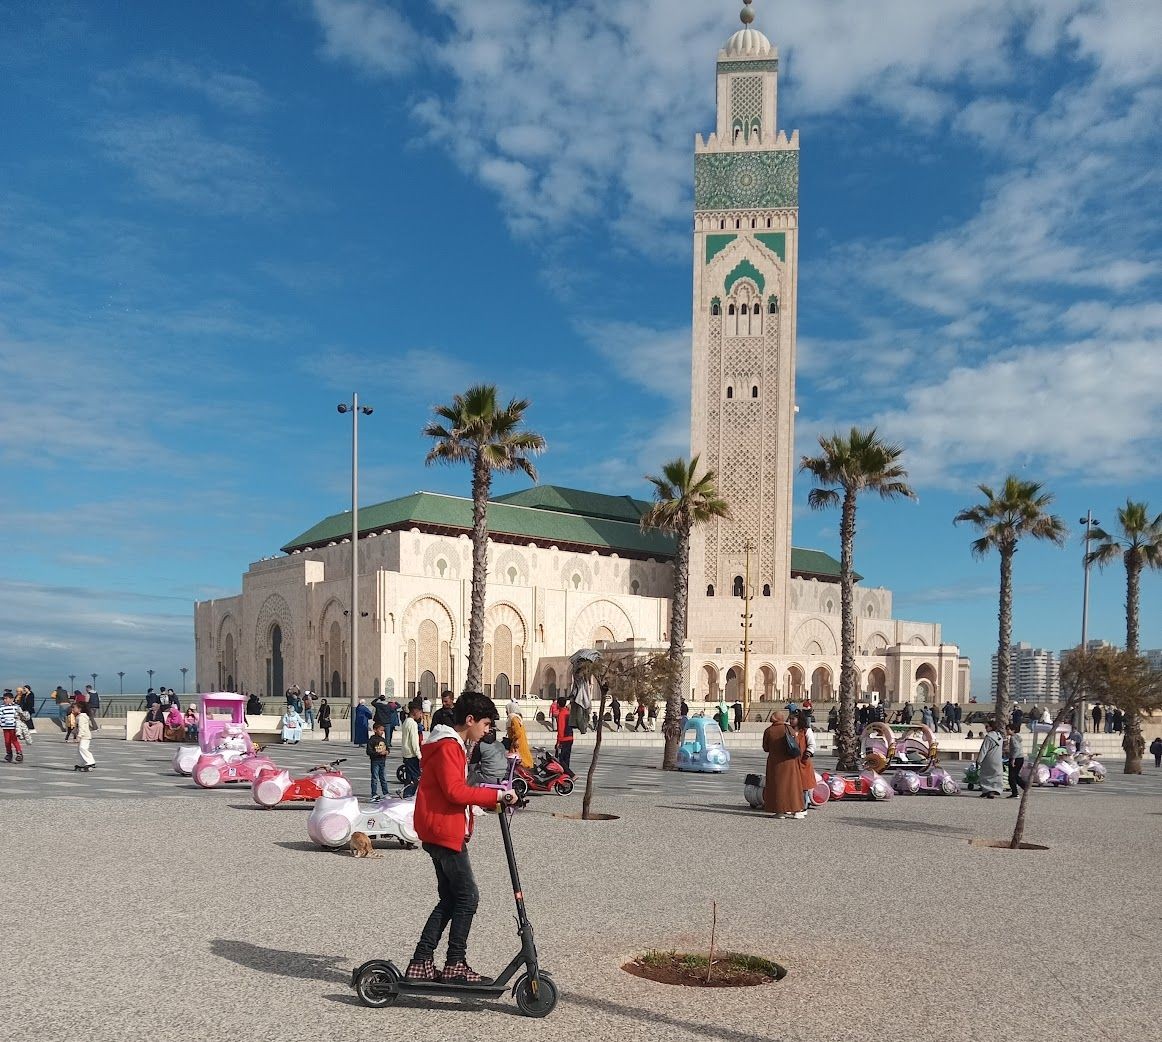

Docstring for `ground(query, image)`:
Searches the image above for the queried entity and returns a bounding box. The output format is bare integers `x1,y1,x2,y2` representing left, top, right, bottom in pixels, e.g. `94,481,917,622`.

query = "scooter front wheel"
554,778,574,796
512,777,529,798
355,964,399,1008
513,972,558,1018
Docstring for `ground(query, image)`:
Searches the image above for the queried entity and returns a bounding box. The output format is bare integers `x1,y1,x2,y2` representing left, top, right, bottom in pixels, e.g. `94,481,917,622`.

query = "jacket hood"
426,723,464,748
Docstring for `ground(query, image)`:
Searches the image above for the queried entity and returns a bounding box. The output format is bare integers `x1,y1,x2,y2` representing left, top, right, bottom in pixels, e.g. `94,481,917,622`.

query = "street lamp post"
68,674,75,693
117,671,125,695
338,393,373,724
91,673,98,690
739,539,755,723
147,669,154,693
180,667,188,694
1079,510,1100,731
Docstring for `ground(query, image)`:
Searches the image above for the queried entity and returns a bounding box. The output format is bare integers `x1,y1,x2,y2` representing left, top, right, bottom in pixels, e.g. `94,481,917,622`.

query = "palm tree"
641,456,730,770
954,476,1067,730
800,428,915,770
424,385,545,693
1085,500,1162,655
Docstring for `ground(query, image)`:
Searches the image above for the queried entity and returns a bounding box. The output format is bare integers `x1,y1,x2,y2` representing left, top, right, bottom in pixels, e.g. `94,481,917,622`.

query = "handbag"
784,726,801,758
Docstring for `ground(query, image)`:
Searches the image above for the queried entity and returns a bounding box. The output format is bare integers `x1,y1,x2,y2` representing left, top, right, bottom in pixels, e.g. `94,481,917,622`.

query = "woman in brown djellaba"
762,709,806,819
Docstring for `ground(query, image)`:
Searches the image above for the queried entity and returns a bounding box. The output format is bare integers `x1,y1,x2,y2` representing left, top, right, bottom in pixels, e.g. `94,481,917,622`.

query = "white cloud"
310,0,421,77
90,114,285,215
99,58,271,114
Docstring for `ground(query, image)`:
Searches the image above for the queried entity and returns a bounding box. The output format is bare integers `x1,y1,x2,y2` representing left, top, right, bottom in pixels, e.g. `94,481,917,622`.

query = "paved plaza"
4,734,1161,1042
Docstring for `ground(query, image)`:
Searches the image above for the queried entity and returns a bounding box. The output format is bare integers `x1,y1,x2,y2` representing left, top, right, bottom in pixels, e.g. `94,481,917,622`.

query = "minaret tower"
688,0,799,654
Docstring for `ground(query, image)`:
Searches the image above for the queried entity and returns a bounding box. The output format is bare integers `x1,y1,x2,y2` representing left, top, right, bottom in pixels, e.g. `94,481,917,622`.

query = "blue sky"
1,0,1159,698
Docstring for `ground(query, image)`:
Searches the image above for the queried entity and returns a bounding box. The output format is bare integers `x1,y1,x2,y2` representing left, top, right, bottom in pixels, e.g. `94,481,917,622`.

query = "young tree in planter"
954,476,1066,735
573,650,677,820
424,385,545,692
800,427,915,770
1085,500,1162,656
641,456,729,770
1009,649,1091,849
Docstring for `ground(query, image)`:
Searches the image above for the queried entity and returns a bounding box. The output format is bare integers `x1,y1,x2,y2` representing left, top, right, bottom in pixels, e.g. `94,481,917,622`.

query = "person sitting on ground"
405,691,519,985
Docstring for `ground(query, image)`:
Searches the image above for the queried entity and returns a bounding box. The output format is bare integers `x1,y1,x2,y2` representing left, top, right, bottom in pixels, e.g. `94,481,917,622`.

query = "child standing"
366,722,389,799
406,691,517,984
2,690,24,762
400,700,423,796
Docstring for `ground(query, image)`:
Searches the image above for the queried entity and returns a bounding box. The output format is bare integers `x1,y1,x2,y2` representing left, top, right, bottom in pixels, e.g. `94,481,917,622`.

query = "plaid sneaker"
441,961,491,984
404,959,440,982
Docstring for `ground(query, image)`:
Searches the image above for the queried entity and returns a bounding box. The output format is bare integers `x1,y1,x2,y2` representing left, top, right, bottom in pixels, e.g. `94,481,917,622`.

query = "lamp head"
361,406,374,416
337,403,349,414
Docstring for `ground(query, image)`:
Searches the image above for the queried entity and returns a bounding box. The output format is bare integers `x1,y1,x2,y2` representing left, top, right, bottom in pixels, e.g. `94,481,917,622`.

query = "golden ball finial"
740,2,755,26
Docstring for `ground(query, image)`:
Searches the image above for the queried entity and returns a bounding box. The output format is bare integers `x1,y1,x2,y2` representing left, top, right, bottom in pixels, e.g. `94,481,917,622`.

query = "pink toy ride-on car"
193,748,276,788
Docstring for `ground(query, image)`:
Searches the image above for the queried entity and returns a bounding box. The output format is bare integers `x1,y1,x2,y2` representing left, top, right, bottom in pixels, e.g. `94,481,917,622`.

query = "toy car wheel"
194,764,221,788
898,772,920,794
871,780,891,800
254,777,285,808
512,777,529,798
316,812,353,847
395,763,408,782
940,777,958,795
809,781,830,806
1032,764,1051,786
513,973,558,1018
554,778,575,796
355,964,399,1008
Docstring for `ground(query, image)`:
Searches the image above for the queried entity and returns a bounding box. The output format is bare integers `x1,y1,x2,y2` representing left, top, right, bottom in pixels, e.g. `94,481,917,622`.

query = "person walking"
506,713,533,769
2,691,25,763
610,695,622,731
400,701,423,797
83,685,100,730
74,708,96,772
921,704,934,729
974,721,1004,799
1104,706,1114,733
366,722,389,799
633,699,648,732
353,698,372,747
420,695,433,732
318,698,332,742
1112,708,1124,734
64,703,78,743
555,695,575,774
53,686,70,731
1005,725,1026,798
732,700,743,732
762,710,804,819
1150,736,1162,768
1091,703,1103,734
17,687,36,732
953,703,963,733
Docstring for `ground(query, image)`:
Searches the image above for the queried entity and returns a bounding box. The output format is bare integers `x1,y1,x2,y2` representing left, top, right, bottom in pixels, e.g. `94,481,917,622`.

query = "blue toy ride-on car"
676,716,731,773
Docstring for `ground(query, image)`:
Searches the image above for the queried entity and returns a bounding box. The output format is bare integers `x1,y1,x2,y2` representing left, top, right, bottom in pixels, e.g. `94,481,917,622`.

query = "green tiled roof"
282,485,851,581
492,485,651,523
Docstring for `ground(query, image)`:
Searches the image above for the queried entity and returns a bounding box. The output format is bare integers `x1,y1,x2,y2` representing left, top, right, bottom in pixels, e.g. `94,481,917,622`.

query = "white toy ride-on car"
307,792,419,851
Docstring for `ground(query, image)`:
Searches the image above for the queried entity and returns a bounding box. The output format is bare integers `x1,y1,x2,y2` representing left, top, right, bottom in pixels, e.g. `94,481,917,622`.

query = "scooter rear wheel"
512,777,529,798
554,778,574,796
513,973,558,1018
396,763,408,783
355,964,399,1008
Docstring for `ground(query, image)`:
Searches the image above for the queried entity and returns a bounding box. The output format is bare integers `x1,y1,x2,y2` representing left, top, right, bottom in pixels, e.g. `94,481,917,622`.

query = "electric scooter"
350,758,557,1018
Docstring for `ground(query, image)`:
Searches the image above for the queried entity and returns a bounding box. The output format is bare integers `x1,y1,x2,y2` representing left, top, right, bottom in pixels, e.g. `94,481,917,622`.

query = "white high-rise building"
992,643,1059,701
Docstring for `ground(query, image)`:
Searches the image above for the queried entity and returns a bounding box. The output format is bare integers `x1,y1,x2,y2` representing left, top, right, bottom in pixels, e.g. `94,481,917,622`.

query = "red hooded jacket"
414,725,500,850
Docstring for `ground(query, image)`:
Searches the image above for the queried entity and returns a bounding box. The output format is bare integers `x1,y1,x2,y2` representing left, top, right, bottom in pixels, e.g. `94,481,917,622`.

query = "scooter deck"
391,978,510,1000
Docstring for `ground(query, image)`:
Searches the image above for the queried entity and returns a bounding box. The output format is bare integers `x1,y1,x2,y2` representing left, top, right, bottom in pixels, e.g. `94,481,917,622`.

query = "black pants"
556,741,573,772
414,843,479,964
1008,757,1025,796
1154,753,1161,767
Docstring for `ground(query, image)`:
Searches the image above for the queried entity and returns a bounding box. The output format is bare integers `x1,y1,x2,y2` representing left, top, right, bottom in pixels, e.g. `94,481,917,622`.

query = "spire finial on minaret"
740,0,755,26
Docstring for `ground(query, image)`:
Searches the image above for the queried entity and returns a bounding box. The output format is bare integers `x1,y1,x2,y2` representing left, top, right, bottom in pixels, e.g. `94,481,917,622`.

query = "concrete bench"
125,711,284,743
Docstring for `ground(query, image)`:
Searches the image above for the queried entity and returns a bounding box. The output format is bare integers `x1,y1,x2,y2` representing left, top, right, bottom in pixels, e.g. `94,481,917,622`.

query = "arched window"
726,386,733,399
706,585,715,597
762,584,771,597
740,303,748,315
436,558,447,577
751,385,758,398
733,575,744,597
750,218,756,229
631,579,640,595
571,574,582,589
728,303,736,315
507,565,518,583
719,219,725,230
710,300,721,316
734,219,741,230
766,218,771,228
768,296,779,314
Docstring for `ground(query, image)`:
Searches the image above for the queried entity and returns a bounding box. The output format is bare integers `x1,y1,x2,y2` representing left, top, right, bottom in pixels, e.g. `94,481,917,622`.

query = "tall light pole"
740,539,755,724
338,393,373,722
180,667,188,694
68,674,75,693
91,673,98,690
117,671,125,695
147,668,154,692
1079,510,1100,730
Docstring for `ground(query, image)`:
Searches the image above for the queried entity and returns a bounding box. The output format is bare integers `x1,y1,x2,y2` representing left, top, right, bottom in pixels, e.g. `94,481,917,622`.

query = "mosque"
193,3,970,711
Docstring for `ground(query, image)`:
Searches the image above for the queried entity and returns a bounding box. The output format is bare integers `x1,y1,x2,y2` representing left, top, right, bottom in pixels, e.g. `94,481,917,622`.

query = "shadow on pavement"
321,991,523,1015
211,939,348,983
658,803,770,818
832,815,972,836
275,840,335,853
565,992,784,1042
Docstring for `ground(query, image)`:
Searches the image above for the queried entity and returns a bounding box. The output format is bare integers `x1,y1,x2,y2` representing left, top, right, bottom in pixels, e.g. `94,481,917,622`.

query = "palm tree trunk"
1125,554,1140,657
835,490,858,770
994,544,1014,728
465,452,491,693
1122,712,1144,774
662,522,691,770
582,684,607,819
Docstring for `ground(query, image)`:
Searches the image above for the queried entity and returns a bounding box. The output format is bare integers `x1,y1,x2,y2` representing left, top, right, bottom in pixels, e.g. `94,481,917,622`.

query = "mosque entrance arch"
266,624,284,698
419,671,438,701
494,674,511,700
330,670,342,701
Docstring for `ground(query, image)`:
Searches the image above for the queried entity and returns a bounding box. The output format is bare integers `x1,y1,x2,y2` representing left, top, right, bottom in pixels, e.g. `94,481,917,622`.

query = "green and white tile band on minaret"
688,0,801,657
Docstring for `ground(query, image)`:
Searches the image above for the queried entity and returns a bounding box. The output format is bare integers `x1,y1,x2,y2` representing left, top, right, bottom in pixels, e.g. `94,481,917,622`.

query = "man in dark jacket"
431,691,456,730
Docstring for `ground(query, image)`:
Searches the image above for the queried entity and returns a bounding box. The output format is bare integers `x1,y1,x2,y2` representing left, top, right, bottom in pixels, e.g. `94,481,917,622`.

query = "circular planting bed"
623,950,785,988
553,812,620,821
969,838,1049,851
